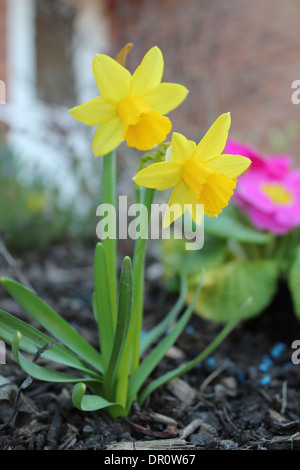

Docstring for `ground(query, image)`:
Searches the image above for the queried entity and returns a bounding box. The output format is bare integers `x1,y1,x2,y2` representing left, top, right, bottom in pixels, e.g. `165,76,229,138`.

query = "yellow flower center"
261,182,293,206
118,95,171,150
182,158,236,215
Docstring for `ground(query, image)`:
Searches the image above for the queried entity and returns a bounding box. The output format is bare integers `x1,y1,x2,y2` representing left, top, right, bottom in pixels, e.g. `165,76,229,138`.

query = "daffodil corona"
69,46,188,156
133,113,251,228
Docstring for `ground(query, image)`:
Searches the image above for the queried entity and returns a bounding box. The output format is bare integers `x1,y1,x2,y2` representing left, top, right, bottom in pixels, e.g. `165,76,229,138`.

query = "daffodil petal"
194,113,231,162
144,82,189,115
163,180,191,228
208,154,251,178
69,97,117,126
133,161,182,190
93,54,131,101
131,46,164,96
92,116,124,156
170,132,197,164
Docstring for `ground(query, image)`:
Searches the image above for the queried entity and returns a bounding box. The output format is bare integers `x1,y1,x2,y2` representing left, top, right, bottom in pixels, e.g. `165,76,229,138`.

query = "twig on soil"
180,418,203,439
120,417,179,439
147,411,177,426
106,438,191,451
222,405,240,432
199,364,227,393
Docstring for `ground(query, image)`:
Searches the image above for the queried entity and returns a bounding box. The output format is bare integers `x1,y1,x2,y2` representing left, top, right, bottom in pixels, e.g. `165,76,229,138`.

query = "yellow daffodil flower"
69,46,188,156
133,113,251,228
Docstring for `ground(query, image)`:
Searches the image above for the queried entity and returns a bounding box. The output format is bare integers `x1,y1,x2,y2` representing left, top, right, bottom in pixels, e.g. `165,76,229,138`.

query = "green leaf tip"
123,256,132,265
73,382,86,395
14,330,22,342
72,382,86,409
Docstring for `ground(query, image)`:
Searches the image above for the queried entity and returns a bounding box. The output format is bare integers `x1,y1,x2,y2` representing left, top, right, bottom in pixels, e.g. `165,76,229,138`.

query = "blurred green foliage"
0,143,96,251
161,205,300,322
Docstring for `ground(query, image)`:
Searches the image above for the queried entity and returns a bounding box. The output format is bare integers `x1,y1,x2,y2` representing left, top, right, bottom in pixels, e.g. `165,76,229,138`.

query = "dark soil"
0,240,300,451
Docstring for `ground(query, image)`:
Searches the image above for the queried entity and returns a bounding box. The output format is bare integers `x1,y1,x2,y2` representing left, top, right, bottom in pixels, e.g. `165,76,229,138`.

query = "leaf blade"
204,206,272,244
72,383,125,416
103,256,133,397
127,271,204,409
94,243,115,369
0,309,100,378
12,332,101,384
138,298,252,406
188,260,278,322
140,275,187,354
1,278,103,373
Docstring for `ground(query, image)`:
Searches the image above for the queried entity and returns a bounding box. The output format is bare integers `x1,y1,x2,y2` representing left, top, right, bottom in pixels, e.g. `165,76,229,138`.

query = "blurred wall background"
0,0,300,248
109,0,300,163
1,0,300,175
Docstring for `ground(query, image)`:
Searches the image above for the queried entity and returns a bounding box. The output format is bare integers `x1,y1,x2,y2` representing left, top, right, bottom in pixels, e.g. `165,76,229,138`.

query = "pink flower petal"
228,139,300,234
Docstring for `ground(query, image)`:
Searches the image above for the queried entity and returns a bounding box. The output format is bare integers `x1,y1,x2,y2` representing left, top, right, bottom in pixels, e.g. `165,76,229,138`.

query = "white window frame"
3,0,110,206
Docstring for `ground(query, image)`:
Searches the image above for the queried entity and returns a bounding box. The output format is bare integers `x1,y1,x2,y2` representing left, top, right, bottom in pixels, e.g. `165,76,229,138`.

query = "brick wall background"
108,0,300,164
2,0,300,163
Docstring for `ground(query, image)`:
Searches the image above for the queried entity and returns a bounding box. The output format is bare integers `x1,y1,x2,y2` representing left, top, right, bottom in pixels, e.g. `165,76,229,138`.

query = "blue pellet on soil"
259,355,273,372
205,357,216,367
185,325,195,335
270,342,286,359
259,375,272,386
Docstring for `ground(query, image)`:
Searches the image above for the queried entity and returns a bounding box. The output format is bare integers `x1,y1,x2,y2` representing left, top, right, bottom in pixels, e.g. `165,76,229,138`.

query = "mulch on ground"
0,241,299,450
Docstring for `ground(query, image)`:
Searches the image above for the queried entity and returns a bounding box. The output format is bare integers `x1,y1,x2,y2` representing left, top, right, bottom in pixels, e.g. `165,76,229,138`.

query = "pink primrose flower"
224,140,300,235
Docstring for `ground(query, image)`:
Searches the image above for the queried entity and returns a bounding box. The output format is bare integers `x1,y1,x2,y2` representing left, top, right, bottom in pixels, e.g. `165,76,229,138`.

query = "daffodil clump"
0,45,251,420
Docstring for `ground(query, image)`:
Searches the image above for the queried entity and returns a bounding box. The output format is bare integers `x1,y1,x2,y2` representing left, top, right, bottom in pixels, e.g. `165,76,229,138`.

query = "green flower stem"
131,187,155,373
135,179,142,205
114,146,167,411
128,147,168,377
102,151,117,324
115,187,155,410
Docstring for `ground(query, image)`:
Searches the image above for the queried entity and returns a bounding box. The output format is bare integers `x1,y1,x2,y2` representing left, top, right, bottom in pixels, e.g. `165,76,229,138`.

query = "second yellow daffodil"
133,113,251,228
69,46,188,156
